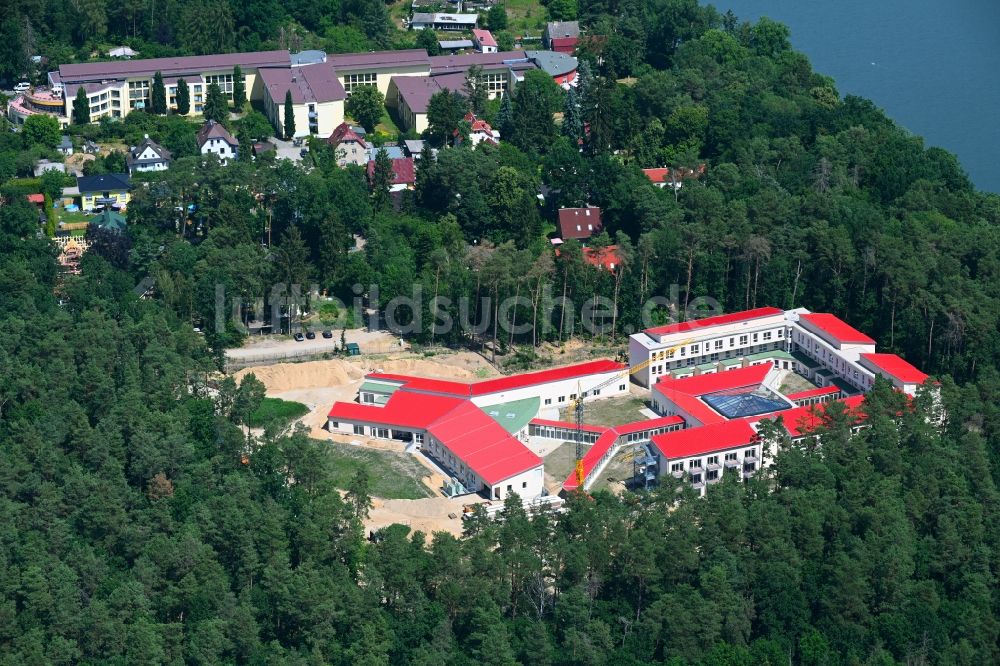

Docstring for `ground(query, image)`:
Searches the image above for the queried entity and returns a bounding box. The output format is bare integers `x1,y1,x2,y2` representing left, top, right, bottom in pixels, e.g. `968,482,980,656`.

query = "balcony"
706,461,721,471
706,475,721,484
308,111,318,118
671,469,684,479
724,458,739,468
691,481,705,491
688,464,704,474
741,470,755,480
743,455,759,464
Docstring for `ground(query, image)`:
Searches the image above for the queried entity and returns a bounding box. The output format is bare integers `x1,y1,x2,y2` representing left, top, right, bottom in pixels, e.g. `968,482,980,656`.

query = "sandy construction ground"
364,496,480,538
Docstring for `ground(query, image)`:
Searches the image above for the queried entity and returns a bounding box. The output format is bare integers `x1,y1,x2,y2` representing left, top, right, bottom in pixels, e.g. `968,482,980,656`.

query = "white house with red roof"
471,29,498,54
326,360,627,500
642,164,706,190
327,122,369,167
454,112,500,147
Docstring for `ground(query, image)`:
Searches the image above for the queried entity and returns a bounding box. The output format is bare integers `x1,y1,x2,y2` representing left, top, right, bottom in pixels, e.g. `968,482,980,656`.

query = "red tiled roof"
327,391,465,429
558,207,603,239
328,122,367,148
652,364,773,427
773,395,866,438
26,194,44,204
582,245,620,271
641,164,705,184
367,157,416,186
472,29,497,47
563,430,618,490
428,401,542,484
651,420,759,459
645,306,783,337
550,37,578,54
860,353,929,385
799,313,875,345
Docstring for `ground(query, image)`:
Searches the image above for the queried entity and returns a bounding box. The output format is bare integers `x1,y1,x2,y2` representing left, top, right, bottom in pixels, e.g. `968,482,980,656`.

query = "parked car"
13,82,31,93
322,329,333,339
293,332,304,341
306,330,316,340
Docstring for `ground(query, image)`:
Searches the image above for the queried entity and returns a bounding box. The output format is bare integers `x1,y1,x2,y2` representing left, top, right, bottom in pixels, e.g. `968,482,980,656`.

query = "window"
707,455,718,465
206,73,235,97
522,481,527,488
744,448,756,457
570,393,577,400
376,428,389,439
691,474,702,484
671,462,684,472
544,398,552,405
777,328,784,338
329,421,338,428
690,458,702,469
752,333,759,342
619,384,626,391
763,331,772,341
724,452,737,461
506,484,512,492
714,340,723,350
739,335,748,345
593,389,601,395
707,470,719,481
353,425,365,435
128,80,150,108
558,396,565,403
343,72,378,93
690,343,699,354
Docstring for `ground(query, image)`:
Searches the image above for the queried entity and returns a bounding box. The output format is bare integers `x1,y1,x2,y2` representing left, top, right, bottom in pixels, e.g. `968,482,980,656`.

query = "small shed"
345,342,361,356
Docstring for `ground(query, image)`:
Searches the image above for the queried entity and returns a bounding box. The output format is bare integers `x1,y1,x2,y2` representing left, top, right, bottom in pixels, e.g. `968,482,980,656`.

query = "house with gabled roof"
126,134,171,174
558,206,603,240
327,122,369,167
197,120,239,165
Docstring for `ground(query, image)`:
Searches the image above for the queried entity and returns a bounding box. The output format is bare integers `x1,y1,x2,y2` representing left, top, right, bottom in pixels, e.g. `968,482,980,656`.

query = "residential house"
56,135,74,156
367,156,416,192
453,112,499,147
583,245,620,272
328,122,369,167
557,206,603,241
642,164,706,190
197,120,239,165
543,21,580,54
125,134,171,174
472,29,498,54
76,173,131,211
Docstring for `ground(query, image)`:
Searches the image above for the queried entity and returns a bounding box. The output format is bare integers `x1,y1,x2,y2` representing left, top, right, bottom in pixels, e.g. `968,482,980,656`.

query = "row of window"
653,329,783,362
344,72,377,93
670,449,753,473
542,384,625,406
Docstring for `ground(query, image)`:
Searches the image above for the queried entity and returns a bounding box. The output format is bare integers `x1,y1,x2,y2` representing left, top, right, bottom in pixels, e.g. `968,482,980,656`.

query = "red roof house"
558,207,603,240
471,29,498,53
328,122,368,167
798,313,876,347
367,156,416,190
642,164,706,190
583,245,620,271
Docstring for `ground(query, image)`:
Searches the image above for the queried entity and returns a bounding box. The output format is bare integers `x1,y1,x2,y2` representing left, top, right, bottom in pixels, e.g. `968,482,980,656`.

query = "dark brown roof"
259,63,346,104
197,121,239,148
328,122,368,147
326,50,430,70
58,51,291,83
367,157,416,186
558,207,603,239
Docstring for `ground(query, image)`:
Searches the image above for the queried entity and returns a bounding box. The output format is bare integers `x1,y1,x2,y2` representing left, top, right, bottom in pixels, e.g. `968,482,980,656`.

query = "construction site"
231,306,932,535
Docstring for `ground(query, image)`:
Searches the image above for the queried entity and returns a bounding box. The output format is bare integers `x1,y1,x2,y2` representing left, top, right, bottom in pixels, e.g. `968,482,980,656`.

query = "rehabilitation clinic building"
327,360,627,500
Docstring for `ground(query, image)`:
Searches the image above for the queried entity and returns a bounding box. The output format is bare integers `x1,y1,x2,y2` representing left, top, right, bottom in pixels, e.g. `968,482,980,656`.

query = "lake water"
717,0,1000,193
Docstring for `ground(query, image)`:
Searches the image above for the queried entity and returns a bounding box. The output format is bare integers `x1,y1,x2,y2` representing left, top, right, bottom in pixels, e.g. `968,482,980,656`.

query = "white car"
13,82,31,93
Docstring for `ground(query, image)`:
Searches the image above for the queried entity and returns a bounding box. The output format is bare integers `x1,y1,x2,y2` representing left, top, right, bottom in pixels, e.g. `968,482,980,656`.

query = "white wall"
469,371,629,410
490,466,544,501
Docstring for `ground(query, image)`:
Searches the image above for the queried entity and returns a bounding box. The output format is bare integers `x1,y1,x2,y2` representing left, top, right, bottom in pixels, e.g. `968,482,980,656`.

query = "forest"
2,0,1000,662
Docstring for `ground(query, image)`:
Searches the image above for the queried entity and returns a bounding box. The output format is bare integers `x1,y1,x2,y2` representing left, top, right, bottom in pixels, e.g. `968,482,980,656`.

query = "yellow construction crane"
570,339,693,488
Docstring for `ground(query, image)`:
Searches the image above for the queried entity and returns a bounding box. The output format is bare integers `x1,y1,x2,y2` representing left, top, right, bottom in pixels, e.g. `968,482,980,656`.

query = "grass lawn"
559,394,650,427
321,441,434,499
250,397,310,427
52,206,92,225
778,371,819,396
543,441,591,482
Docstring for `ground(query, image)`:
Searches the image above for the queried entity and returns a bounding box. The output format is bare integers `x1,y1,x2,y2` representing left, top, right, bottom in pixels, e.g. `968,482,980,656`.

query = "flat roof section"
644,307,784,337
482,397,540,434
326,49,430,70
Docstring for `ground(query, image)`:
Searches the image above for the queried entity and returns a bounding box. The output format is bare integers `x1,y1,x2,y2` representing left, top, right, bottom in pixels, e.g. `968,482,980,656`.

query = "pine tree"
232,65,245,110
576,60,594,111
175,78,190,115
372,146,393,212
203,82,228,123
151,71,167,115
283,90,296,139
495,92,513,139
562,86,583,144
73,87,90,124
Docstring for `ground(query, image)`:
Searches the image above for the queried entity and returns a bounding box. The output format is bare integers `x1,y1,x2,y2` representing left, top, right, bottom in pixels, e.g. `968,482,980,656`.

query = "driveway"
270,137,305,163
226,329,403,366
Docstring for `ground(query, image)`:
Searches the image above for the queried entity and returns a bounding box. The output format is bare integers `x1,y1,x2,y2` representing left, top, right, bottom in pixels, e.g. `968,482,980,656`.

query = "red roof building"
583,245,620,271
367,156,416,190
798,313,876,347
328,122,368,167
859,353,929,393
642,164,706,189
471,29,498,53
558,207,603,240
